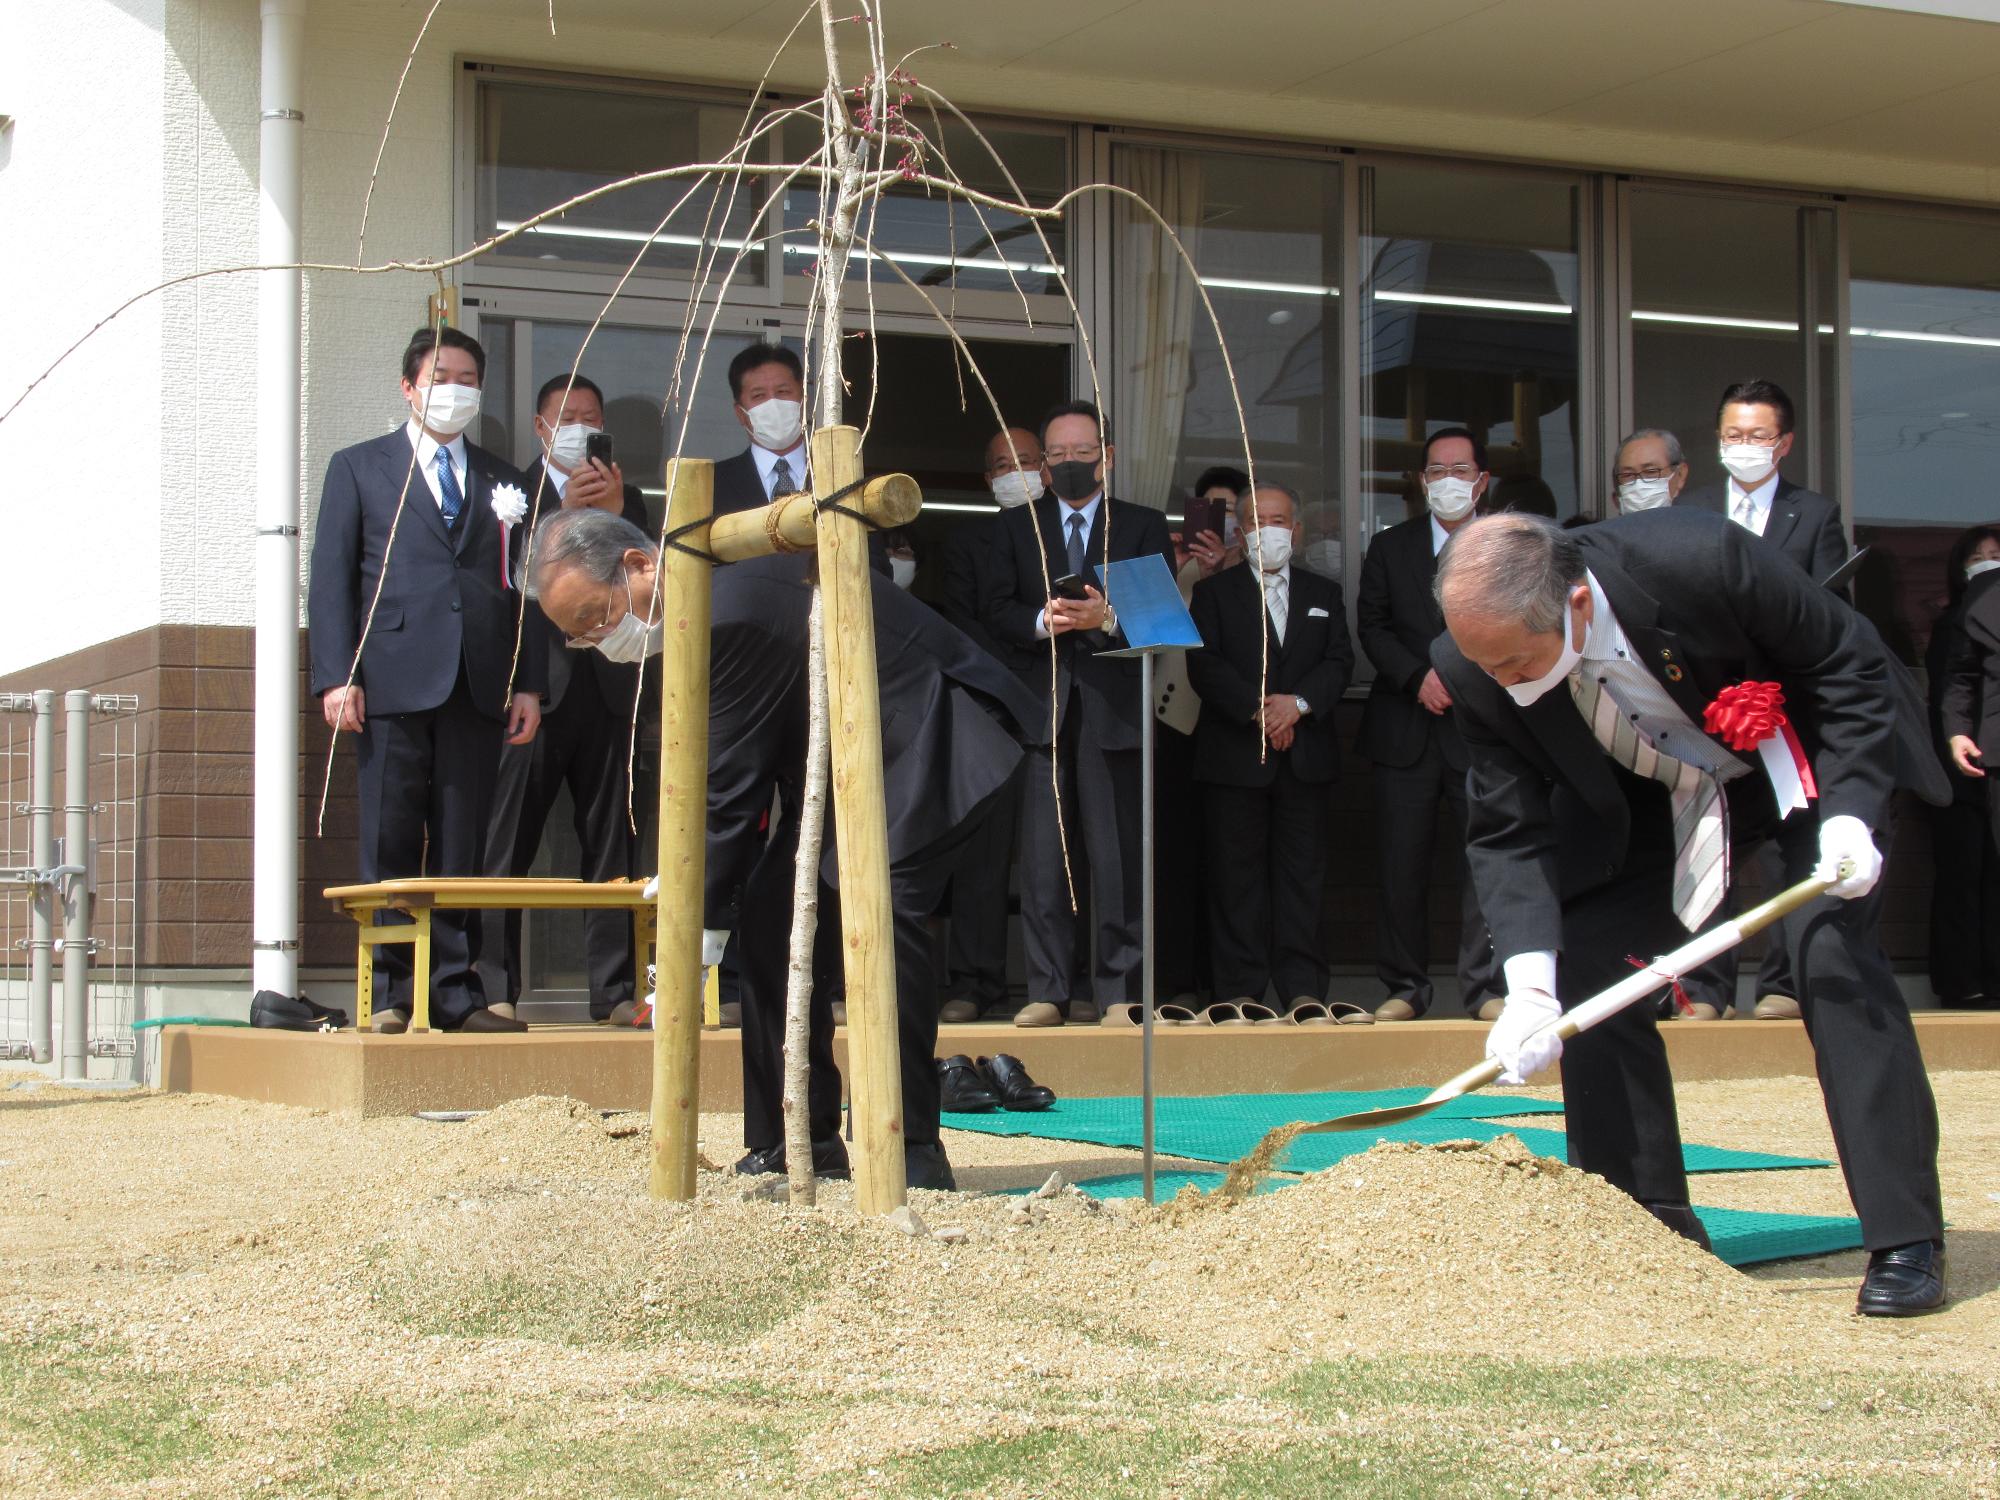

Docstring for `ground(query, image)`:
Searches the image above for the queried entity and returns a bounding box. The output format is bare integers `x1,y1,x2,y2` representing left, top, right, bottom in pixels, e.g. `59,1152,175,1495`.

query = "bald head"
1434,514,1593,691
985,426,1042,477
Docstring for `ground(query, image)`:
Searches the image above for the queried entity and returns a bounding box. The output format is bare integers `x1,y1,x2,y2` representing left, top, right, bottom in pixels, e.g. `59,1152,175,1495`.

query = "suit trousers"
944,760,1023,1013
1371,736,1498,1015
1681,839,1798,1013
1928,797,2000,1003
1201,763,1329,1003
1152,723,1211,999
476,668,637,1018
1017,690,1144,1007
353,673,501,1024
739,804,974,1156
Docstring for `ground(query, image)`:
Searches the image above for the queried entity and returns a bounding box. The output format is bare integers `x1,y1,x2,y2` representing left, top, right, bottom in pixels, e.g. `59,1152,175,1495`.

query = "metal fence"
0,692,141,1075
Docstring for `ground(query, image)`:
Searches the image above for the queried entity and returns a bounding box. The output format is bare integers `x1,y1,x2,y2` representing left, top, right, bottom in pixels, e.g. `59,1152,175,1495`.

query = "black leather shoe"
938,1054,1001,1112
733,1136,852,1181
1642,1200,1714,1253
251,990,350,1031
1856,1241,1946,1317
979,1054,1056,1111
906,1141,957,1192
449,1009,529,1034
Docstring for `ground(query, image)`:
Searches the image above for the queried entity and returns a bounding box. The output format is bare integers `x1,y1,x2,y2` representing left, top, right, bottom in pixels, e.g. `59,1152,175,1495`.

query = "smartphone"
1185,496,1226,544
1050,572,1092,601
585,430,615,468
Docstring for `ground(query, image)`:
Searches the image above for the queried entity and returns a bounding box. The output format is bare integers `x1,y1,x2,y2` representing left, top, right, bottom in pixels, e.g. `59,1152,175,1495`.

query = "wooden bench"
324,878,662,1033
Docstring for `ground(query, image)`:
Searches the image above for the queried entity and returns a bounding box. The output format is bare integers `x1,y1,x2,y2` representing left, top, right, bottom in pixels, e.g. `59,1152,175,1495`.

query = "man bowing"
1432,510,1945,1316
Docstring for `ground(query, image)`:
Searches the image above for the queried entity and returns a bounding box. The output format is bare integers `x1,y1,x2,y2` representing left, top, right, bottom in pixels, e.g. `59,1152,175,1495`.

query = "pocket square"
1307,606,1330,618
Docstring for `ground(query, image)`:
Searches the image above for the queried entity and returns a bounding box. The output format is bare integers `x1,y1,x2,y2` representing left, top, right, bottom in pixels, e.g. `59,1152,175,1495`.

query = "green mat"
1016,1171,1863,1269
941,1091,1829,1175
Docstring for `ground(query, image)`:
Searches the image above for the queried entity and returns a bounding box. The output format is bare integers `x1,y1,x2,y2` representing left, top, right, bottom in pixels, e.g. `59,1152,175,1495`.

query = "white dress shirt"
751,439,810,498
1430,514,1453,556
406,420,468,513
1035,493,1105,639
543,461,571,500
1726,471,1780,536
1500,569,1749,1000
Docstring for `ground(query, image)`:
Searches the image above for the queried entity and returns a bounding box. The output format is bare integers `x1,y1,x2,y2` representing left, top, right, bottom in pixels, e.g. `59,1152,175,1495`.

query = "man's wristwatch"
1293,695,1310,717
1102,605,1119,635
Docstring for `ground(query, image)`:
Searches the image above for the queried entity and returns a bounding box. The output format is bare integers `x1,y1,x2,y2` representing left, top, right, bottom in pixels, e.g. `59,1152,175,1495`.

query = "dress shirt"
751,439,811,499
1726,471,1780,537
406,420,468,514
1500,569,1748,1000
1430,514,1453,556
1035,493,1105,639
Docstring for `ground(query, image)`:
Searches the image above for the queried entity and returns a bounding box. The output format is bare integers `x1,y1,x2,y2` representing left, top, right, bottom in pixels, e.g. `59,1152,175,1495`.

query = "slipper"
1286,1001,1337,1027
1327,1001,1376,1026
1200,1003,1254,1027
1099,1003,1143,1027
1157,1003,1200,1025
1100,1003,1197,1027
1238,1002,1284,1025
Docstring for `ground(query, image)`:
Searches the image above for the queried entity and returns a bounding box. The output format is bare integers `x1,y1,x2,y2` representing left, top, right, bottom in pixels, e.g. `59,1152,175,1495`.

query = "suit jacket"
1186,564,1354,787
307,427,542,720
1431,507,1928,965
702,554,1046,926
1942,571,2000,768
1682,477,1848,586
981,494,1176,753
1355,514,1464,770
520,458,653,718
713,446,782,516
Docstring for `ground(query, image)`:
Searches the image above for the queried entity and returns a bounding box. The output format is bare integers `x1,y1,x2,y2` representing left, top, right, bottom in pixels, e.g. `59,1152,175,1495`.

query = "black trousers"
353,673,500,1024
1372,739,1498,1015
1152,723,1212,999
1017,696,1144,1006
1681,839,1798,1012
476,672,637,1017
738,803,981,1156
1201,762,1329,1003
1929,796,2000,1003
943,761,1022,1013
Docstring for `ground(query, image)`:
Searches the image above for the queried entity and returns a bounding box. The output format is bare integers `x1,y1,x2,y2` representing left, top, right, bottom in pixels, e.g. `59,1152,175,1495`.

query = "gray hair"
1615,427,1684,468
1234,480,1303,524
1433,513,1584,634
523,507,653,600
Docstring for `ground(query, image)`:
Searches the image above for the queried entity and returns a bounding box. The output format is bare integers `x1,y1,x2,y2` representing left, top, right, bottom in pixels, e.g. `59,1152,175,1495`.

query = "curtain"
1112,149,1205,514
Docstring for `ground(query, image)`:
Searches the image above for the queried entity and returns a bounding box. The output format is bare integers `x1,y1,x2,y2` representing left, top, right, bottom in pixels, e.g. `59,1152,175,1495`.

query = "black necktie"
1066,511,1086,579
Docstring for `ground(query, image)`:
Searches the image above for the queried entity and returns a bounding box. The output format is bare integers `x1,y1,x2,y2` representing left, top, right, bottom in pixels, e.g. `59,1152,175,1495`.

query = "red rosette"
1702,680,1786,754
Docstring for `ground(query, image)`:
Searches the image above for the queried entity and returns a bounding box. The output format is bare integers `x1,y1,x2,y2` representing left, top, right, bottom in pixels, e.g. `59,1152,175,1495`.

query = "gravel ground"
2,1069,1996,1498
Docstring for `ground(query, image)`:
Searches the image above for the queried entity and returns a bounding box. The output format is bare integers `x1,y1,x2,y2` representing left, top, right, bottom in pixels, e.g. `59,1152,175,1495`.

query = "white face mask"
742,397,804,452
889,555,917,590
1720,442,1779,487
1299,537,1342,579
416,381,481,437
1425,475,1480,522
1968,557,2000,582
990,469,1044,508
1617,476,1674,512
1502,601,1584,707
1247,525,1294,573
593,573,662,663
545,423,600,472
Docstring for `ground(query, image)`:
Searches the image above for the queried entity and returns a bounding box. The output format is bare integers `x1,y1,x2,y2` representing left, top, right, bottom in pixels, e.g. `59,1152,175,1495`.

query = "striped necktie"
1568,670,1728,930
436,448,464,526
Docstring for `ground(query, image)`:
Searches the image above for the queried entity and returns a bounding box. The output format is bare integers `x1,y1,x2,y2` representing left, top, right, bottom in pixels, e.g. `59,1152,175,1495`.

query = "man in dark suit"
1433,510,1945,1316
1187,483,1354,1011
476,373,652,1025
981,400,1176,1027
933,425,1046,1021
1355,428,1500,1022
526,509,1043,1190
1680,381,1848,1021
712,342,810,515
307,326,541,1033
1944,565,2000,859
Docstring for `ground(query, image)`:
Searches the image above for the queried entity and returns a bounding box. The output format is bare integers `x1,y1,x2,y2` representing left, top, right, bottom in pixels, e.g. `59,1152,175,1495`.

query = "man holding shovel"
1432,510,1946,1317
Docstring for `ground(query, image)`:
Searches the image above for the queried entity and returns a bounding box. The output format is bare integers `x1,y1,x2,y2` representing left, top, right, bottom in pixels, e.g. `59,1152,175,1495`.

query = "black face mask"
1047,460,1101,504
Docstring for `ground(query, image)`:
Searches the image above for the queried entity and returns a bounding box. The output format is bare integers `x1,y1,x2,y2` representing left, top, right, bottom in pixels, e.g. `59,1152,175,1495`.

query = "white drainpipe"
253,0,306,999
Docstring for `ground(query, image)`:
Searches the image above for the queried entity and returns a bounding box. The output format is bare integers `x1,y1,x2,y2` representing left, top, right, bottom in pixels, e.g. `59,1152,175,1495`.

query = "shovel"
1291,866,1846,1137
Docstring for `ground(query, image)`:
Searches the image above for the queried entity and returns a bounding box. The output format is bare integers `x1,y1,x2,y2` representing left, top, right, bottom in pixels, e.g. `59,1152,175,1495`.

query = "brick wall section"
0,628,1951,980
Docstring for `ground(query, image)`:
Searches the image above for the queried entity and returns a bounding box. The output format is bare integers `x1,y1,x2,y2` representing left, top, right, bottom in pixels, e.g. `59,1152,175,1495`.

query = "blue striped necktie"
436,448,464,525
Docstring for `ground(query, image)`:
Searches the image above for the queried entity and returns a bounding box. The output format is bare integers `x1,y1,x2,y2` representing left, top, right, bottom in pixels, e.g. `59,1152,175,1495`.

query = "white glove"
1485,988,1564,1086
1813,813,1881,900
641,874,659,901
701,928,729,968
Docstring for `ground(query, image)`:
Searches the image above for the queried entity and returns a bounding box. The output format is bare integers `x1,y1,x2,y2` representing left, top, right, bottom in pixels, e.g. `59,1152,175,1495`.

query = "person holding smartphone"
474,372,656,1027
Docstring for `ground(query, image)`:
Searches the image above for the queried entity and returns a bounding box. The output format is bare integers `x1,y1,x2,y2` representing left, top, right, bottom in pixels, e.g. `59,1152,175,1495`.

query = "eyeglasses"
562,590,619,648
1613,466,1675,484
987,455,1043,475
1720,430,1781,446
1043,446,1102,464
1420,464,1480,482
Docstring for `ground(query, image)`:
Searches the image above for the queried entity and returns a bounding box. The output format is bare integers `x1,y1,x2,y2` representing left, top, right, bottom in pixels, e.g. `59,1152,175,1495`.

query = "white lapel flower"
490,482,528,526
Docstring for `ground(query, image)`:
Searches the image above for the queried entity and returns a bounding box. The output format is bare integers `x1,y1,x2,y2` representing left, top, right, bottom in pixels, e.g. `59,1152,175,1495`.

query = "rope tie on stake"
808,474,882,529
660,513,722,565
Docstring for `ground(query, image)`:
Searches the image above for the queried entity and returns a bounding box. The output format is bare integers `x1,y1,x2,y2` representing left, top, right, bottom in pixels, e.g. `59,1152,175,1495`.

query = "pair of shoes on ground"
1013,1000,1093,1028
1752,993,1801,1020
1375,995,1508,1023
939,996,1004,1023
938,1053,1056,1112
733,1135,958,1191
372,1005,526,1035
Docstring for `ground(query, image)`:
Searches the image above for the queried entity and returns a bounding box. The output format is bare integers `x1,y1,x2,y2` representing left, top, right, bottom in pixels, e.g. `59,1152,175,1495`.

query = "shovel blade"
1295,1100,1448,1134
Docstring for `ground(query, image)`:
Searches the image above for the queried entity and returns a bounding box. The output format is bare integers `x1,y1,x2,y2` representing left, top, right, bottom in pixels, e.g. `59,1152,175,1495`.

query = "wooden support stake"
650,457,715,1200
812,425,908,1215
